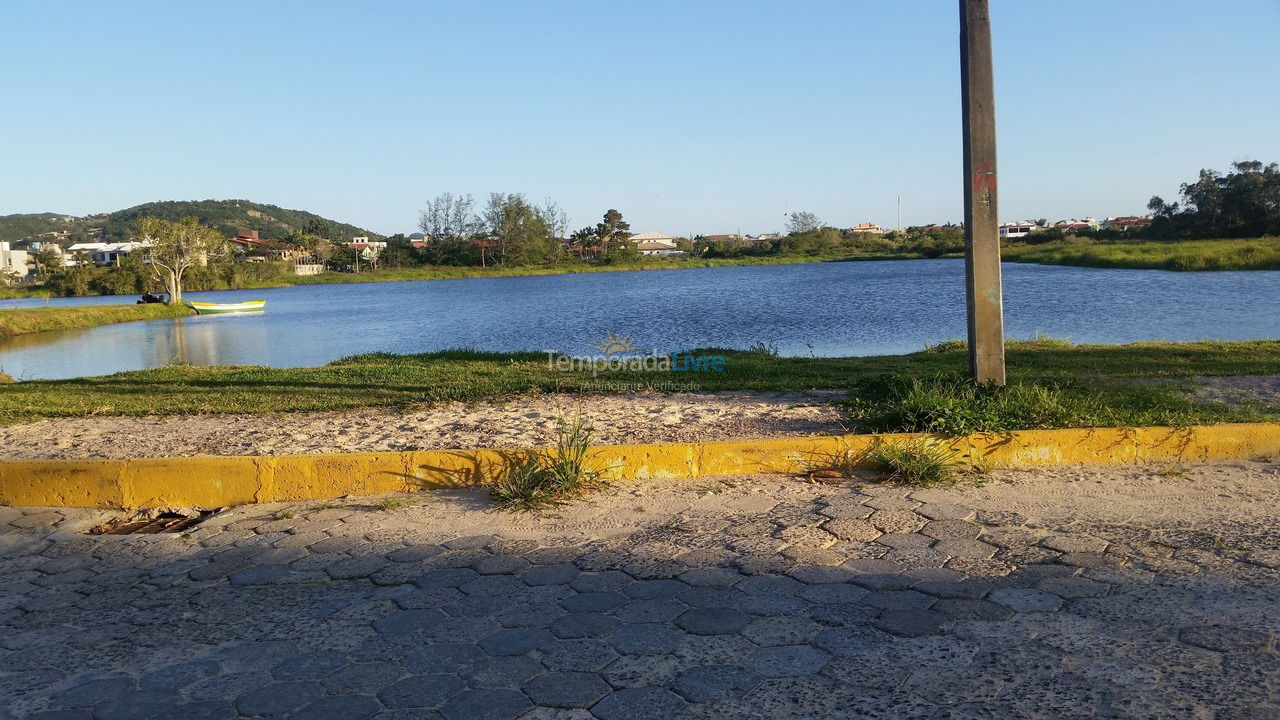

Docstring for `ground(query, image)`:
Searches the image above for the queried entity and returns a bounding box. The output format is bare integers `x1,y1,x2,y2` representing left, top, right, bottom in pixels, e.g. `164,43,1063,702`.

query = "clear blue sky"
3,0,1277,236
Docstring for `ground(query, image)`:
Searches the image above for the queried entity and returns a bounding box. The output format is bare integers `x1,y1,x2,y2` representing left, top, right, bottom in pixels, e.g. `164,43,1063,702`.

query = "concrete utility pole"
959,0,1006,385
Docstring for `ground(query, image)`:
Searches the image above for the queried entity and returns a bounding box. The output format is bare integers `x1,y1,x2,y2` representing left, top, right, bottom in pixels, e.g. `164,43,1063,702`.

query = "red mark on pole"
972,162,997,192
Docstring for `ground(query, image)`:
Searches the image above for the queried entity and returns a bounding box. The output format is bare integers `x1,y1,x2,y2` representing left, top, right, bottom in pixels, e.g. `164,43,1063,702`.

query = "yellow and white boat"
185,300,266,315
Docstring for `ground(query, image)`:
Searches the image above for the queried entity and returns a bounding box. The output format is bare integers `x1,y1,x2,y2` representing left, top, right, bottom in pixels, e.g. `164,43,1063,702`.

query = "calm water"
1,259,1277,380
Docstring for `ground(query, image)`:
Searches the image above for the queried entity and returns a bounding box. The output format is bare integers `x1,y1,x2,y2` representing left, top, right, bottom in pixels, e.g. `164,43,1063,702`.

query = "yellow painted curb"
1,423,1278,509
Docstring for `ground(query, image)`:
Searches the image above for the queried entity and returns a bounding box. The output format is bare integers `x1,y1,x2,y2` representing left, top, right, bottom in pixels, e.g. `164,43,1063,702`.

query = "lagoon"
1,259,1277,380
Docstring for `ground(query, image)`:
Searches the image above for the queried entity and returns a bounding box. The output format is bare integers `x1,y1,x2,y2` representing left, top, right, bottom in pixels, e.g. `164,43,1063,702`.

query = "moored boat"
185,300,266,315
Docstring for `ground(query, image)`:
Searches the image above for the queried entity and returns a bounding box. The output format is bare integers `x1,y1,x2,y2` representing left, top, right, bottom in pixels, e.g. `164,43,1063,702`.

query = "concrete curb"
2,423,1278,509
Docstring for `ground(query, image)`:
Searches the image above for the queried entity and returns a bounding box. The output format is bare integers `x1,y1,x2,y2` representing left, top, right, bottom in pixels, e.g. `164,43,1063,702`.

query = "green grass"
1003,237,1280,271
1,340,1278,428
867,438,973,487
489,415,606,511
0,303,194,339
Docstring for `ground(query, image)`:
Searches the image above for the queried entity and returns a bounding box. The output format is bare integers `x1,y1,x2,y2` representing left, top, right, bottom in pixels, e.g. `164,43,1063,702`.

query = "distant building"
229,230,267,249
703,234,742,244
849,222,886,235
1103,216,1153,232
998,221,1038,239
407,232,430,249
1052,218,1097,233
630,232,679,247
631,232,682,256
0,242,31,283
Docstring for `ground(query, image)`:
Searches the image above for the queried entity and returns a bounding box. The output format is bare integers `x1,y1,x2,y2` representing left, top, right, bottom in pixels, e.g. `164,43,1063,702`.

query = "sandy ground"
1191,373,1280,409
0,391,847,460
4,374,1278,461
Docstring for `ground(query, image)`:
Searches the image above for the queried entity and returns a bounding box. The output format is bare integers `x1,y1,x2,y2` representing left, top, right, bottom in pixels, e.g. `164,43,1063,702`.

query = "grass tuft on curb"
490,416,606,512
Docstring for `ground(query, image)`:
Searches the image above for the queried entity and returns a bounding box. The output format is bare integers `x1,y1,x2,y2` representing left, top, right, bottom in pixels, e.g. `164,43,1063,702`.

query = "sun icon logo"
590,330,639,356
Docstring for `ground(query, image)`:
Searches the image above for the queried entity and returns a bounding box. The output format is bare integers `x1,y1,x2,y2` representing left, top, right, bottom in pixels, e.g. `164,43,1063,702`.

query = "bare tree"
418,193,478,243
786,211,822,235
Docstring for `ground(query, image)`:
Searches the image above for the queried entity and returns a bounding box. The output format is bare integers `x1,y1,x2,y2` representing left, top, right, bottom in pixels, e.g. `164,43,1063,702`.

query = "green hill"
0,200,382,245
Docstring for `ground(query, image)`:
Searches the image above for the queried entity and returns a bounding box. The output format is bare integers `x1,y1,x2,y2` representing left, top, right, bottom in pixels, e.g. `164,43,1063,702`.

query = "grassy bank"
244,252,920,289
0,303,193,340
1,340,1277,429
1003,237,1280,271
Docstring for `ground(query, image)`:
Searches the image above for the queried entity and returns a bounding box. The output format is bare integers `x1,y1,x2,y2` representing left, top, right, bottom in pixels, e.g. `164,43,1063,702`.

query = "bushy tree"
482,193,558,265
595,209,635,261
1149,161,1280,238
786,211,822,235
419,193,479,243
134,216,229,302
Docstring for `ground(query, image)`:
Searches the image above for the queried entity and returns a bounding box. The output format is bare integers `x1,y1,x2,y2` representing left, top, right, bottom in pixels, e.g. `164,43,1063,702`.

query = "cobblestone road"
2,465,1278,719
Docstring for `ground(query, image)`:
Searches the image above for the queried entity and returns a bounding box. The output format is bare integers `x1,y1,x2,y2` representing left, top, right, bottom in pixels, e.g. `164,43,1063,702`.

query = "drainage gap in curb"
87,511,214,536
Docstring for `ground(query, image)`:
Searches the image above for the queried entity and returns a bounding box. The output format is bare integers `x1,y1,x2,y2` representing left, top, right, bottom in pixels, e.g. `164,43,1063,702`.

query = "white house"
631,232,684,256
67,241,149,266
998,221,1038,239
0,242,31,284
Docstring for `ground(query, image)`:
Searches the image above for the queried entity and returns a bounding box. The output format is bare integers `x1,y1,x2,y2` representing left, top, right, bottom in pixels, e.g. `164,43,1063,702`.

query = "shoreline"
0,303,194,340
4,237,1277,301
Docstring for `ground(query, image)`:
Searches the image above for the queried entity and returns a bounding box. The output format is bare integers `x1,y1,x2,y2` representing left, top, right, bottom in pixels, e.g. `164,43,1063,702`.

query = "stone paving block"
374,609,447,637
93,689,179,720
52,677,137,708
610,623,684,655
272,651,349,681
921,520,982,541
863,495,920,511
550,612,619,639
561,592,627,613
746,645,831,677
678,586,746,609
930,598,1013,622
1179,625,1274,653
292,694,381,720
473,555,531,576
743,616,823,646
228,564,291,586
539,639,619,672
524,672,611,709
822,518,882,542
988,588,1064,613
1058,552,1116,568
916,503,975,521
589,687,687,720
478,627,555,656
235,680,324,715
402,644,486,674
736,575,802,596
678,567,741,587
465,656,544,689
1040,534,1109,554
797,582,868,605
1038,576,1111,599
672,664,761,702
874,609,952,638
866,509,927,535
462,575,525,597
138,661,221,692
521,564,580,586
379,674,466,709
862,590,936,610
676,608,751,635
322,662,404,694
326,555,388,580
439,688,531,720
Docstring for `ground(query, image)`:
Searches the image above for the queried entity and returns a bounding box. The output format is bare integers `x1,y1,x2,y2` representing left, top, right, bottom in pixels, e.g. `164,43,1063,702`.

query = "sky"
2,1,1278,237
